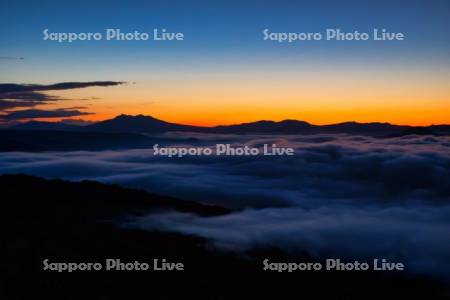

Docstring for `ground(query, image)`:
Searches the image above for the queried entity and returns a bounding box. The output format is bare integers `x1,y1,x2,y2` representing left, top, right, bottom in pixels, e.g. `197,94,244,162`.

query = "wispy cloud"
0,81,124,121
2,108,93,120
0,81,124,94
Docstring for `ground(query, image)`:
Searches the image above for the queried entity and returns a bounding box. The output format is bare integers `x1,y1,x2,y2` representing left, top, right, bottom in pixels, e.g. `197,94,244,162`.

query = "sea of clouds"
1,133,449,278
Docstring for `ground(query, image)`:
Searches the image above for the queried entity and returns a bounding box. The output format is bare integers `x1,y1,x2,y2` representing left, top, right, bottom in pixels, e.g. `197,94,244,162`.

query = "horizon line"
7,113,450,128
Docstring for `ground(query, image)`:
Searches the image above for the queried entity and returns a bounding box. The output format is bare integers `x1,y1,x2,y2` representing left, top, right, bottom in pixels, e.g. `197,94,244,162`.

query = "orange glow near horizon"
28,68,450,126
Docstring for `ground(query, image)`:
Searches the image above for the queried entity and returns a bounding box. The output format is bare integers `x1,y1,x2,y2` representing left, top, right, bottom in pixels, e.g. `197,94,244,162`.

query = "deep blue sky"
1,0,449,82
0,0,449,125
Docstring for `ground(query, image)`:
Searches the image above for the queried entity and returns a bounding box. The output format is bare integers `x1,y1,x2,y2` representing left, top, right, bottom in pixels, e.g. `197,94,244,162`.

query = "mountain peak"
114,114,159,120
279,119,311,125
87,114,189,133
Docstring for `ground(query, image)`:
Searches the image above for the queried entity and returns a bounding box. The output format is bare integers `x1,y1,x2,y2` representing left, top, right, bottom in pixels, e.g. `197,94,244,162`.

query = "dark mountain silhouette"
2,174,447,300
387,126,439,138
5,114,450,136
430,125,450,135
84,115,450,135
211,119,314,134
321,121,409,135
85,115,409,135
1,115,449,151
87,114,203,133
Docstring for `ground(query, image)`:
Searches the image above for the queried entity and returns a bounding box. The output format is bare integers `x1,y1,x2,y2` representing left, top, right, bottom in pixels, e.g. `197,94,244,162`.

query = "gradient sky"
1,0,449,125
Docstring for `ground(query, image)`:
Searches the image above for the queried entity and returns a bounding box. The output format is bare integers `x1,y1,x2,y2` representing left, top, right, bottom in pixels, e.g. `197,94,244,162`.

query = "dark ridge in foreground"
1,175,449,300
0,174,230,217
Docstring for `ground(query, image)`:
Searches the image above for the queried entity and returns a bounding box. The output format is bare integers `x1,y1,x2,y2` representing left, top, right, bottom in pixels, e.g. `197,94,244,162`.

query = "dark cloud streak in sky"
0,81,124,94
0,81,124,119
2,108,94,120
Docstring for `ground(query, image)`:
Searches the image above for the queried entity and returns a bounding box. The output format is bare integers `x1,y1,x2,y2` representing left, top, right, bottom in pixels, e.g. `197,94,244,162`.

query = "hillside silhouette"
1,174,448,300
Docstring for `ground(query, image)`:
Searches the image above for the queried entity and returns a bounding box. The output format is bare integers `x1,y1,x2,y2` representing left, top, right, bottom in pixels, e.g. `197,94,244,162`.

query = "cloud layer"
0,133,449,206
0,133,449,279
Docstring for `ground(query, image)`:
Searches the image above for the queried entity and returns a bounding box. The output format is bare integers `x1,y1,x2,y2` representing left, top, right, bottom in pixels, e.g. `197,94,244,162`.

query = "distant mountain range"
6,114,450,136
